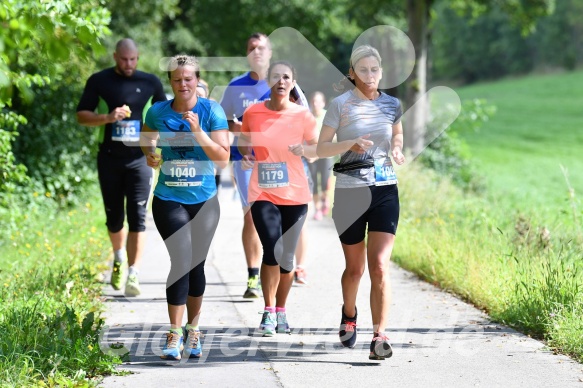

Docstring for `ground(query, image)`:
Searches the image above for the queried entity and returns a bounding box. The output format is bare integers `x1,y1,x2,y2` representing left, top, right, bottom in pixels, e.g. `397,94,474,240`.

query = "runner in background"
221,32,315,296
291,91,316,286
196,78,222,190
76,38,166,297
220,33,271,299
308,91,331,221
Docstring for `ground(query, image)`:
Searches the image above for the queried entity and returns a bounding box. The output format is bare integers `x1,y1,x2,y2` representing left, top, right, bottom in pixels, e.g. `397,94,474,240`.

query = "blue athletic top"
145,98,228,204
219,72,270,161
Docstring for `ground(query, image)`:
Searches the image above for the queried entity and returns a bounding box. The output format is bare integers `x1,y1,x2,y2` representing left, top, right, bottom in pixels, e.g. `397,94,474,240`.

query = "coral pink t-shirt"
241,102,317,205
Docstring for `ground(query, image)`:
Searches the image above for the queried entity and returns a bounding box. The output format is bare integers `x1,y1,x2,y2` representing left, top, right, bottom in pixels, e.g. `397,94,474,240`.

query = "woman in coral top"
238,60,317,337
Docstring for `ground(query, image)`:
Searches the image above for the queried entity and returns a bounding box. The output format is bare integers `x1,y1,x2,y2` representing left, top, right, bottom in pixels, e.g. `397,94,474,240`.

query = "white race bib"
163,159,203,187
258,162,289,188
374,158,397,186
112,120,140,142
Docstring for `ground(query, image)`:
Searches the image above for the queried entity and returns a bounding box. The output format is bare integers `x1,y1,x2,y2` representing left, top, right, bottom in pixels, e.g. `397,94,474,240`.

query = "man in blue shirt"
220,33,272,298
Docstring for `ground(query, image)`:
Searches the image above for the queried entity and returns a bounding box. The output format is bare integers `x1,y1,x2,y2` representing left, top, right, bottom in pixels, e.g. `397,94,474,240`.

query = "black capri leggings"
251,201,307,274
152,195,220,305
97,152,152,233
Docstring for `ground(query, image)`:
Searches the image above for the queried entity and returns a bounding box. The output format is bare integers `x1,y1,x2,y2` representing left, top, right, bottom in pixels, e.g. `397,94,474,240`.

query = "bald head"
115,38,138,53
113,38,139,77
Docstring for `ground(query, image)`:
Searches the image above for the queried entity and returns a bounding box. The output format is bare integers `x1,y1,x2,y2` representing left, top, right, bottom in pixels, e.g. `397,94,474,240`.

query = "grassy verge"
453,70,583,224
0,194,120,386
394,162,583,362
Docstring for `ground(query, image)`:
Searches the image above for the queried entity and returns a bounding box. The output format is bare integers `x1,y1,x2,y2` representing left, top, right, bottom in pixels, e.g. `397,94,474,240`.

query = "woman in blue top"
141,55,230,360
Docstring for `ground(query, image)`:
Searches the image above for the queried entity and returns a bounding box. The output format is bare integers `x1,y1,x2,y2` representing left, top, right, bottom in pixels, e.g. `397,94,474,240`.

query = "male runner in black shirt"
77,38,166,296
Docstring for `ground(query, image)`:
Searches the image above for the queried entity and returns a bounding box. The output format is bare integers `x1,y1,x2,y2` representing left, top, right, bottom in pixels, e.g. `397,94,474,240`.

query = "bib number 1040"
169,166,196,178
163,159,202,187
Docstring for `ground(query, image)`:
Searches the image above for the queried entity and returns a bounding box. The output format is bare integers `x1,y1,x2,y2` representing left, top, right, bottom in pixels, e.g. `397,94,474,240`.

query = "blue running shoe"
161,332,183,360
184,327,202,358
276,311,291,334
339,305,357,348
258,311,276,337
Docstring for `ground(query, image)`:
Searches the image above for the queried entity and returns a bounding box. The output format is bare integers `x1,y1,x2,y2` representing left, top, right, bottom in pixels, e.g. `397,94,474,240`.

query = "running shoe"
160,332,183,360
276,311,291,334
294,267,308,285
110,260,126,291
124,274,141,297
184,327,202,358
369,333,393,360
258,311,276,337
339,305,357,348
321,202,330,216
313,210,323,221
243,275,261,299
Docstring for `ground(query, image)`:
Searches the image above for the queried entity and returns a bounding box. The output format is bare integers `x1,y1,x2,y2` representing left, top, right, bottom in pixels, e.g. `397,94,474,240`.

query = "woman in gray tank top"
316,45,405,360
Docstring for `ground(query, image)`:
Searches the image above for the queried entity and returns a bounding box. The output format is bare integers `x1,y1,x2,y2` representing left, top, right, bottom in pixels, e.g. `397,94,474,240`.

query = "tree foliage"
151,0,367,92
448,0,555,35
98,0,180,75
0,0,111,209
433,0,580,83
0,0,561,212
432,4,534,83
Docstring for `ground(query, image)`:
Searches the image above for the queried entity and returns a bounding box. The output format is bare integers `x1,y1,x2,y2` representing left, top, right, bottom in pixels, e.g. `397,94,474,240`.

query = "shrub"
12,82,99,208
0,108,30,208
418,99,495,192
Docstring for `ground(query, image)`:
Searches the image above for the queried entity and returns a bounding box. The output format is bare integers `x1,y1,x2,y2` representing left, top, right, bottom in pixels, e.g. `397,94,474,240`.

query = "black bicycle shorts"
332,184,399,245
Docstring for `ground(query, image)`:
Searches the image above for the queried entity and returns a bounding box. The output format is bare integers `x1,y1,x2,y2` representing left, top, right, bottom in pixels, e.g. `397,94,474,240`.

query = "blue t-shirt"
219,72,270,161
145,98,228,204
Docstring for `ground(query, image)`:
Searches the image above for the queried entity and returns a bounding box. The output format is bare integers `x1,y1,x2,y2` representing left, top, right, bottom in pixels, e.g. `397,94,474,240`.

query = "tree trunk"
384,34,401,99
405,0,430,157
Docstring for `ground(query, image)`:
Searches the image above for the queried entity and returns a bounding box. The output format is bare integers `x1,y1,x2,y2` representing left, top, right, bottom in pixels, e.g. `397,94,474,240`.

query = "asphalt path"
99,181,583,387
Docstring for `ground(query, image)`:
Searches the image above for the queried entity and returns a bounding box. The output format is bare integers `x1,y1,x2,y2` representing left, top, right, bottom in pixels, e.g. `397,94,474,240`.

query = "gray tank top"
323,90,402,188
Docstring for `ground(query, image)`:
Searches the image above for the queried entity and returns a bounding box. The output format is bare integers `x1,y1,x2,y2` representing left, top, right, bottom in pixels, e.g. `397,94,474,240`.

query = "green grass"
453,70,583,224
394,163,583,361
0,193,120,386
393,70,583,363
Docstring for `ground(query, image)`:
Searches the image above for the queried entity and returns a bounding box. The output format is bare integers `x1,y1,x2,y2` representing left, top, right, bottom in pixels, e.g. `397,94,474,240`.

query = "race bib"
374,158,398,186
112,120,140,142
163,159,203,187
258,162,289,188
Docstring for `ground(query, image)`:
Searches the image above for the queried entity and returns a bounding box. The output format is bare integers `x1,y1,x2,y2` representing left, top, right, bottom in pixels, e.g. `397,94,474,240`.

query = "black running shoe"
339,305,357,348
369,333,393,360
